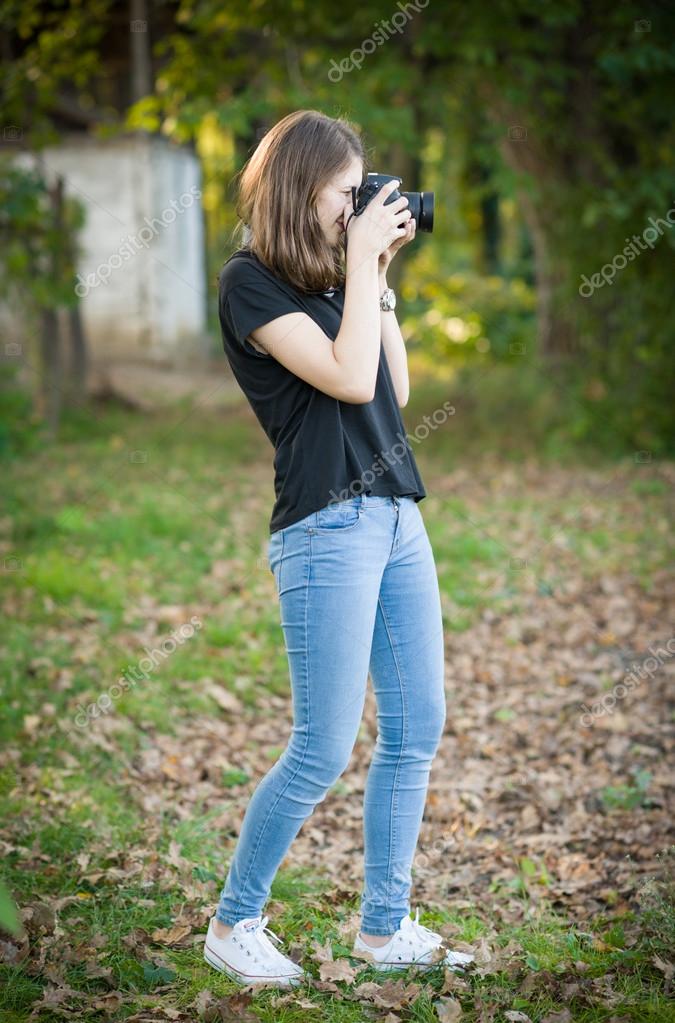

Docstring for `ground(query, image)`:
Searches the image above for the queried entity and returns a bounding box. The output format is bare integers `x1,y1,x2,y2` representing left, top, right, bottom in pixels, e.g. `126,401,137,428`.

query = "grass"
1,390,673,1022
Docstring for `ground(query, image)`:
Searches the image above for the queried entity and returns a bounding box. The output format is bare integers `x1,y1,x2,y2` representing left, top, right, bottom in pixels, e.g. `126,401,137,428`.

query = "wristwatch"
379,286,396,312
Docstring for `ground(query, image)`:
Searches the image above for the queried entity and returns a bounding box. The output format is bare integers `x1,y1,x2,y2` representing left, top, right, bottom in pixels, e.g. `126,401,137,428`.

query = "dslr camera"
350,172,434,233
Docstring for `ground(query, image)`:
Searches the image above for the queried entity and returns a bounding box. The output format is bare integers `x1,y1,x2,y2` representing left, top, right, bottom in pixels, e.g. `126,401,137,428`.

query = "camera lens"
400,191,434,233
418,192,434,232
401,192,419,227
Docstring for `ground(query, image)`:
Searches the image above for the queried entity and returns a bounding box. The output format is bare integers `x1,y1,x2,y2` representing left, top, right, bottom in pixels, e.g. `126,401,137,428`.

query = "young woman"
203,109,474,987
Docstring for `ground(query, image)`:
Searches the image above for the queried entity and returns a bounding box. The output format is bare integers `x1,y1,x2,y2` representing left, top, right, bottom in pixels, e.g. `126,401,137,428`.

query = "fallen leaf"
151,923,192,945
318,958,359,983
435,995,463,1021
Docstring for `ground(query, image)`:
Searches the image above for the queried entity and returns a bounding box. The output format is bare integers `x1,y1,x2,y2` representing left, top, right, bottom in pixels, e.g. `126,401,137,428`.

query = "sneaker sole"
353,951,439,971
204,943,305,987
352,952,468,974
368,957,468,973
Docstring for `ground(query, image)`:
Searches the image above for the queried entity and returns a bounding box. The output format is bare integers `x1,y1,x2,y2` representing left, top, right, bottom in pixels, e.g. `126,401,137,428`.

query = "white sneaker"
353,907,475,973
203,914,308,987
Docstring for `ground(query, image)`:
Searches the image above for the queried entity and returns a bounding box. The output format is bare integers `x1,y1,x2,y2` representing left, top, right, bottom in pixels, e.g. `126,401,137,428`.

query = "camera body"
351,172,434,233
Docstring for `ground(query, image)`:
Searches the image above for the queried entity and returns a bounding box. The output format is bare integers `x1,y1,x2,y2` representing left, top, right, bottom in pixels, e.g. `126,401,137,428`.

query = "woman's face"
315,154,364,246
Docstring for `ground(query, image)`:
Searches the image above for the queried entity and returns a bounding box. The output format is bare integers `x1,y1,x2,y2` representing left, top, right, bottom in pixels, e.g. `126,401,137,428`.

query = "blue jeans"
215,493,447,935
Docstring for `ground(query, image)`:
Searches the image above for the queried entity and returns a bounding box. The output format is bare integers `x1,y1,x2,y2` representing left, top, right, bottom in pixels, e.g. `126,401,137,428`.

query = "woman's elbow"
341,380,376,404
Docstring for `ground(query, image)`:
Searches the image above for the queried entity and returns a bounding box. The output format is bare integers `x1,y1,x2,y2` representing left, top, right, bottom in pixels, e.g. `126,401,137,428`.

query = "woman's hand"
378,214,416,274
344,180,411,263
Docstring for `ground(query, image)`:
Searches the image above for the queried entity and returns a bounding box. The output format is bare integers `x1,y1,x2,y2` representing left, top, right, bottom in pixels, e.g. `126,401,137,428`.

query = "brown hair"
232,110,368,293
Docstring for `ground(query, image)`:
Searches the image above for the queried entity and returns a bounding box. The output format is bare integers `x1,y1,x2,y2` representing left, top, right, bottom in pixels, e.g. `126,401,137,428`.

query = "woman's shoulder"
218,247,285,298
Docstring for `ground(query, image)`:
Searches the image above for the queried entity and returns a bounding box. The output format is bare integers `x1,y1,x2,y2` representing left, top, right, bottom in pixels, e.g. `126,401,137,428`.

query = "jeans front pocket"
312,496,363,533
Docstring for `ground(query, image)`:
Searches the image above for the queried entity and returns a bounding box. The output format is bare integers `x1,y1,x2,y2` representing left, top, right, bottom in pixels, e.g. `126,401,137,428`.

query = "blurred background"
1,3,673,1021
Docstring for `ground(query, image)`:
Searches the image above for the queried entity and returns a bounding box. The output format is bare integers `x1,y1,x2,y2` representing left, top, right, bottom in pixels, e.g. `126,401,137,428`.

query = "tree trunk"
504,164,579,363
68,305,88,403
37,175,68,436
477,28,612,365
39,307,61,438
130,0,152,102
480,191,501,276
463,149,502,275
479,83,580,363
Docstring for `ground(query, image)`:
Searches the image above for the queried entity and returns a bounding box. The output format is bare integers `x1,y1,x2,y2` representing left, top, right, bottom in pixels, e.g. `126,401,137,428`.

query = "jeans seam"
375,591,409,935
230,526,311,919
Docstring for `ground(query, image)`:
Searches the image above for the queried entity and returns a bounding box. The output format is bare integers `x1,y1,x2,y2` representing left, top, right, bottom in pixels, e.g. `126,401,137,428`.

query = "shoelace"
407,906,443,946
391,907,445,960
247,915,296,972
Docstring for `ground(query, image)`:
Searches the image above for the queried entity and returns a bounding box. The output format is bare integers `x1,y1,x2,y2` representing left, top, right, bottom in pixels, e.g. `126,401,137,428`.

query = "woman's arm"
378,268,410,408
377,211,416,408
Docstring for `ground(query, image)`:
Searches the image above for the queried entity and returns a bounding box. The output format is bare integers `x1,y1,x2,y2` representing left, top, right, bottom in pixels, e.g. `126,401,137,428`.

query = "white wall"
6,133,208,365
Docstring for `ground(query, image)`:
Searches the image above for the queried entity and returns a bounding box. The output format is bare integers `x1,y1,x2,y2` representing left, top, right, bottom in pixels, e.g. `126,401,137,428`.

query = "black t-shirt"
217,247,426,534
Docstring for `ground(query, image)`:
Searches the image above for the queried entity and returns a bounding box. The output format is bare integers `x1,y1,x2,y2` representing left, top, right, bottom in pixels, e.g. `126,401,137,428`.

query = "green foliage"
403,265,536,363
0,159,85,311
635,846,675,948
0,0,113,148
221,768,250,788
601,768,653,811
0,362,43,461
0,880,20,936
